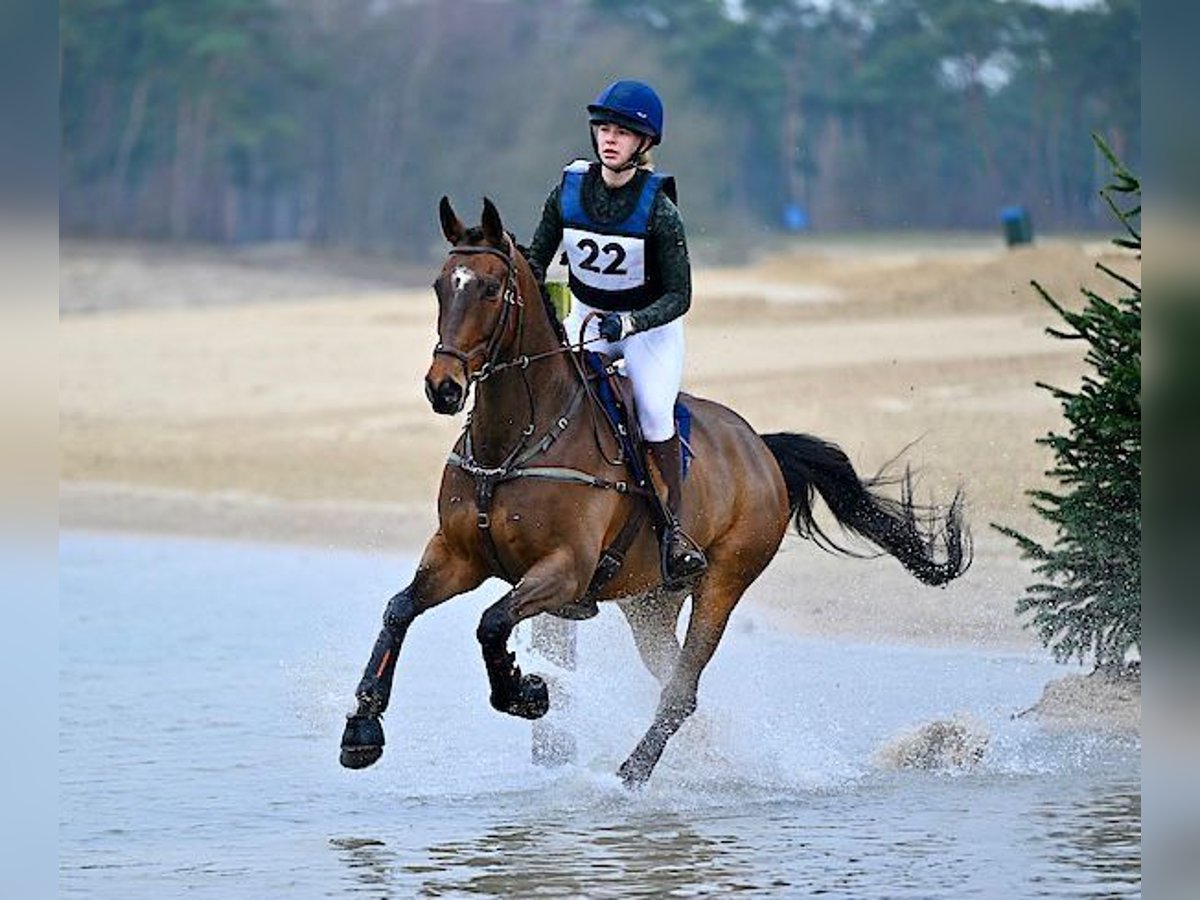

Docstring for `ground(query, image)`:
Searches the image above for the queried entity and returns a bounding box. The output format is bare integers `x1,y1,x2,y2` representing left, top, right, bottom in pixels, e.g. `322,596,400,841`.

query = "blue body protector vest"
559,160,677,313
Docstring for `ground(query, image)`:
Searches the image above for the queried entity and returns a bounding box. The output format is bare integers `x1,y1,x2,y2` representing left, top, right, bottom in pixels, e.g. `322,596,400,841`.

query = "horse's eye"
483,281,500,299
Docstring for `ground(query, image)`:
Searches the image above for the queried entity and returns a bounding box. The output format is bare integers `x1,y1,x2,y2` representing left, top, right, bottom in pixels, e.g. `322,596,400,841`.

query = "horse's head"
425,196,521,415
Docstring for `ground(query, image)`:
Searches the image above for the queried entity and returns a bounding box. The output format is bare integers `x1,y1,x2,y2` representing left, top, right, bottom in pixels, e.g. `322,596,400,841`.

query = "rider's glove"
599,312,634,343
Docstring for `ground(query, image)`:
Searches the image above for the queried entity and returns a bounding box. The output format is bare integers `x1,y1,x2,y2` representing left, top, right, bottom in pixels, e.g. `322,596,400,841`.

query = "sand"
59,235,1141,726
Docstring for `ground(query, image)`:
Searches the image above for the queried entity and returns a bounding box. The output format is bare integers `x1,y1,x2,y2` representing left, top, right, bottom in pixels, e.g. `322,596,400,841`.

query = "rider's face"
594,122,645,168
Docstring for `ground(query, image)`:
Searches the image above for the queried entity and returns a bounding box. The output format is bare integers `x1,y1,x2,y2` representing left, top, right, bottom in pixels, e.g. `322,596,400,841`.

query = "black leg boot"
646,435,707,583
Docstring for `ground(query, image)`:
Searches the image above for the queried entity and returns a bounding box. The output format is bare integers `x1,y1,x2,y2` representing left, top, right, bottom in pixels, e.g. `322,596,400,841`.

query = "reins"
473,333,609,382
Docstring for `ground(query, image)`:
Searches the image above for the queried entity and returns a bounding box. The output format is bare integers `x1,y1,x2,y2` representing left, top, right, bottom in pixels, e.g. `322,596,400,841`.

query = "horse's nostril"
427,378,463,413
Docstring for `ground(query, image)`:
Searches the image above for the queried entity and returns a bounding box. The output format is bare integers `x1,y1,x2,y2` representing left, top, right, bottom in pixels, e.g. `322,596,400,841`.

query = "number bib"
562,228,644,292
558,160,673,313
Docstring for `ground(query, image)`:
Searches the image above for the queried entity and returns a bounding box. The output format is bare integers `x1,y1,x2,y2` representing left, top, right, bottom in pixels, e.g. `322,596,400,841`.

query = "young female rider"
527,79,706,584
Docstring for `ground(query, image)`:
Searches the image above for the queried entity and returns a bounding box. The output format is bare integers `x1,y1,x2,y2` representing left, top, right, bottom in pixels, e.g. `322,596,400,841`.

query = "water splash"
874,714,989,772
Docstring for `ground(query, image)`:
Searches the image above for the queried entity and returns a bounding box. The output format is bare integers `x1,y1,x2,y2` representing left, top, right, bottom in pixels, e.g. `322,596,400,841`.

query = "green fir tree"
995,136,1141,669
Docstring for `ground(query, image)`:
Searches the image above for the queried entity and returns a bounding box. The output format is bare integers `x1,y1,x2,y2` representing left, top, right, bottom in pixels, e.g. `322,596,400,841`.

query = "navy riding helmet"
587,80,664,145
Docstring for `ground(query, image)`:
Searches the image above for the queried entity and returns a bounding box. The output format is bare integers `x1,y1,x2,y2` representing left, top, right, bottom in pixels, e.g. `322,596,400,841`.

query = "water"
60,532,1140,898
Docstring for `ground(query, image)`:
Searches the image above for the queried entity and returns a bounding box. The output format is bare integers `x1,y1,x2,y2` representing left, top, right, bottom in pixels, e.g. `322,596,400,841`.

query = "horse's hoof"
515,674,551,719
617,756,651,790
340,713,385,770
495,674,550,720
340,744,383,770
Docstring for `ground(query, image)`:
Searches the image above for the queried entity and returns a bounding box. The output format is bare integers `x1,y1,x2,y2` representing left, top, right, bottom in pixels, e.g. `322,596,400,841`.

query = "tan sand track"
60,235,1141,731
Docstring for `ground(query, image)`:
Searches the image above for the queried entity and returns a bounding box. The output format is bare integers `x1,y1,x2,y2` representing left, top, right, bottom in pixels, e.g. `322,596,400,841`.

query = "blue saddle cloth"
583,351,693,483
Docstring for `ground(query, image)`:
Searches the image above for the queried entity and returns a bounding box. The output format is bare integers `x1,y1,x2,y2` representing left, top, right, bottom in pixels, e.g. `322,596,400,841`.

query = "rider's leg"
624,320,706,582
646,434,707,581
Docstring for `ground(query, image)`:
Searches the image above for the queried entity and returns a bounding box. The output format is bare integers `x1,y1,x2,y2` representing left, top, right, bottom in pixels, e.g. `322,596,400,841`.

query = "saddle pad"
583,351,693,480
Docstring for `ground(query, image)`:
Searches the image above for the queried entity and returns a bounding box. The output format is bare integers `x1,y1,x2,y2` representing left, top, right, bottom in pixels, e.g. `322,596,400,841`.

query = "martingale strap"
448,384,586,483
446,393,640,500
446,380,650,583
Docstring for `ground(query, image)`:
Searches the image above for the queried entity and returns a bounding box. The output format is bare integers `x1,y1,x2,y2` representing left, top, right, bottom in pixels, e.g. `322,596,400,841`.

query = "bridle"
432,242,523,385
433,241,611,386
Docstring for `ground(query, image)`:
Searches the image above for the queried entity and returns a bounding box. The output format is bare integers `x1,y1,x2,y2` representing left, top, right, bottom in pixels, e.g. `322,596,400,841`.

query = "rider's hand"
599,312,633,342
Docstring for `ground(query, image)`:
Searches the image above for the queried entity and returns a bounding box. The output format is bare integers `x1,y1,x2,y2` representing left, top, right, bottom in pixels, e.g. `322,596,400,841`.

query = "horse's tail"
760,432,971,586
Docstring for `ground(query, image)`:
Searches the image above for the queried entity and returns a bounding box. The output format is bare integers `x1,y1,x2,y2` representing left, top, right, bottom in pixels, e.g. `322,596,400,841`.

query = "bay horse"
340,197,970,787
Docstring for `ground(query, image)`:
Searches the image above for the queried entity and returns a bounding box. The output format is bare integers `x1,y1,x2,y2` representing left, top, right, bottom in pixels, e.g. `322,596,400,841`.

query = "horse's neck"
468,294,577,467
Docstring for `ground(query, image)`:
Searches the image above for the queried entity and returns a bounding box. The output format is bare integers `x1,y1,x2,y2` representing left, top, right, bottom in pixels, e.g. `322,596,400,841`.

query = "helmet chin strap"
601,156,640,173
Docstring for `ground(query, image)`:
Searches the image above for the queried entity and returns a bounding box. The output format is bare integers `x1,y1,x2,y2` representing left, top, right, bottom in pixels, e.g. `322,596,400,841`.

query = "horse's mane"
513,237,568,346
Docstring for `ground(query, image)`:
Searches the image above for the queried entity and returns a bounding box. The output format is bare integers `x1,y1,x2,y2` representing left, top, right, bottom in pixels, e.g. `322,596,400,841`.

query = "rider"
527,79,707,584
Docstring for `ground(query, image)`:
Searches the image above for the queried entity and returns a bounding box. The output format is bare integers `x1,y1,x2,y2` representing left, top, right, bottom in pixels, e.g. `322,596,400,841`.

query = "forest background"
60,0,1140,261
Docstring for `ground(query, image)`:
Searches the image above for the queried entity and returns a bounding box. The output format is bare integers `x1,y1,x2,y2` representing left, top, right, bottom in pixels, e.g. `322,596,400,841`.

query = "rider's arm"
527,186,564,280
629,194,691,333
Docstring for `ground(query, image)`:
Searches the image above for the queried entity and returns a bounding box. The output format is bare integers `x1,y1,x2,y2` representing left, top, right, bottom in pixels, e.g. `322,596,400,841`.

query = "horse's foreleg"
349,589,414,715
339,586,412,769
618,571,742,788
340,538,483,770
477,550,584,720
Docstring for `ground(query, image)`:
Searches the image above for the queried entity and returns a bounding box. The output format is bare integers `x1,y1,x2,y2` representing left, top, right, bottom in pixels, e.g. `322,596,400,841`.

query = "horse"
339,197,971,787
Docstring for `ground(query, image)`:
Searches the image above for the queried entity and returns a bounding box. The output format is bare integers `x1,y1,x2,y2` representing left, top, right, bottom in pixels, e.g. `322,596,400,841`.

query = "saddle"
547,352,694,620
582,351,694,485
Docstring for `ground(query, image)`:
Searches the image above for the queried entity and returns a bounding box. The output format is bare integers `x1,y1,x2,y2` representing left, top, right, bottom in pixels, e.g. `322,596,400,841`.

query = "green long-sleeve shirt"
527,166,692,333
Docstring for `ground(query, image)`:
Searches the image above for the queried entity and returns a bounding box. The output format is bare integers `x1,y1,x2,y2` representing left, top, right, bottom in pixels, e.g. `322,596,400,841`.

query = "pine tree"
995,136,1141,669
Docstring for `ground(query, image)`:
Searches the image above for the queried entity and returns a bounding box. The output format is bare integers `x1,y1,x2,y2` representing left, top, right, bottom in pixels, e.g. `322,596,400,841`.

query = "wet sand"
59,236,1140,690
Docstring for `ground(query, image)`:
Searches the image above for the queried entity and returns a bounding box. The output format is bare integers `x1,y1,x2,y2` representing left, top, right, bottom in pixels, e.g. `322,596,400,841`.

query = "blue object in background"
1000,205,1034,246
783,202,809,232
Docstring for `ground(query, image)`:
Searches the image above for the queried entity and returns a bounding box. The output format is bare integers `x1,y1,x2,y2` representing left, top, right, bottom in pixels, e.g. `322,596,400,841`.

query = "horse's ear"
439,196,465,245
481,197,504,247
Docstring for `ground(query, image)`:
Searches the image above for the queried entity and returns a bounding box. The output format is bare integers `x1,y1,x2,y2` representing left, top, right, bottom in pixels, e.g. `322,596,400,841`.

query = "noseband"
433,243,523,384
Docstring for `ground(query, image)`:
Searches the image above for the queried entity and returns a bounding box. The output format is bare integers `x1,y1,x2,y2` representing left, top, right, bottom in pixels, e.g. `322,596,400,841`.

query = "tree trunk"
169,97,193,239
782,50,805,211
109,77,150,232
169,92,213,240
964,78,1001,222
374,4,444,252
190,92,214,238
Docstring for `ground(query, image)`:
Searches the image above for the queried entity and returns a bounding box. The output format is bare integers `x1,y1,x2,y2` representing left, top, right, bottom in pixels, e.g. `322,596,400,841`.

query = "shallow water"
60,533,1140,898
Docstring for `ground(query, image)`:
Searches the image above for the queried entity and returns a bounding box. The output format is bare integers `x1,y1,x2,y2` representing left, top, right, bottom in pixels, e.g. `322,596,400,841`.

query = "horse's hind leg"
477,549,586,720
617,566,749,788
618,590,686,685
340,536,484,769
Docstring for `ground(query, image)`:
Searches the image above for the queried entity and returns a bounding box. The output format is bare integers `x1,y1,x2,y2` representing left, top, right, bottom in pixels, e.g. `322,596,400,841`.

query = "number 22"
576,238,628,275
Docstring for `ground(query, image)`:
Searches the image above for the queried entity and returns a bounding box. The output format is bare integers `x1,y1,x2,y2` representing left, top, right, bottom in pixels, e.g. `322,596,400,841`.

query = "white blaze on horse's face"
451,265,475,296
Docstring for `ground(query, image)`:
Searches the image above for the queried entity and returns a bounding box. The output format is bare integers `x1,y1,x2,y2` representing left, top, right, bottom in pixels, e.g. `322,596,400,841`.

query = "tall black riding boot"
646,435,707,583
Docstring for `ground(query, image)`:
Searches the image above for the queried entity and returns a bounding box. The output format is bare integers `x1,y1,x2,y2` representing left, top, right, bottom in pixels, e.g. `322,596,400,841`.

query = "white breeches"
564,299,684,442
